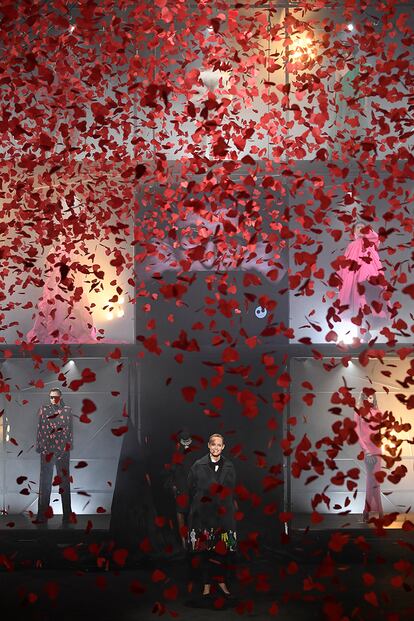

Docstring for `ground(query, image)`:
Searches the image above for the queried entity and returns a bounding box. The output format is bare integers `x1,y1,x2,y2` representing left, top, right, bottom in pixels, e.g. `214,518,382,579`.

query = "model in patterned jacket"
36,388,73,527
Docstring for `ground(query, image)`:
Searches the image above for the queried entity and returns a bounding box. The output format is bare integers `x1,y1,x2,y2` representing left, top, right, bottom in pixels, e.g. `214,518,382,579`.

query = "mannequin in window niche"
27,249,97,344
337,222,389,342
354,392,384,522
36,388,74,527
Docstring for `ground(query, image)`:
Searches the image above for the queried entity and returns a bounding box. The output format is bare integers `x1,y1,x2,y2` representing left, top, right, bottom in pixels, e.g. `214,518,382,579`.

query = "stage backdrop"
139,349,286,547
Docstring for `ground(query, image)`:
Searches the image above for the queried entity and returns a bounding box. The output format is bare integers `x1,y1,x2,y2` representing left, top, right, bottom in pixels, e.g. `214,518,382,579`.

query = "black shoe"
188,593,212,608
34,516,48,528
217,584,233,599
201,593,212,608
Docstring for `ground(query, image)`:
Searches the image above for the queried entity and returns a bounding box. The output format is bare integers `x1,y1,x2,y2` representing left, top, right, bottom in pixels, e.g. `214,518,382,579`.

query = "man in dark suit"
36,388,73,527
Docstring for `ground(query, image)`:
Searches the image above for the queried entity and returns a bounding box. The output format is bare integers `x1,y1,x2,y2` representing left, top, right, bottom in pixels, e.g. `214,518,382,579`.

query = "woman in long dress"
338,223,389,340
354,393,384,522
27,249,97,344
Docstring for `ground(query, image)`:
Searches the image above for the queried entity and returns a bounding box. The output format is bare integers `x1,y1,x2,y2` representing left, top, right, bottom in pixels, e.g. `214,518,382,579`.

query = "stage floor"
0,514,111,531
291,512,414,531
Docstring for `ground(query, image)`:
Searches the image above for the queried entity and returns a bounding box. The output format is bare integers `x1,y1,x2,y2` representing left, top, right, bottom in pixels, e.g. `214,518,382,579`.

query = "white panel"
0,358,128,516
289,356,414,515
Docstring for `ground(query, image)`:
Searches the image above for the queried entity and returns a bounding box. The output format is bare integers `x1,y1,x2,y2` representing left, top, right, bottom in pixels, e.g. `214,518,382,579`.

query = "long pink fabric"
27,252,97,344
338,229,388,326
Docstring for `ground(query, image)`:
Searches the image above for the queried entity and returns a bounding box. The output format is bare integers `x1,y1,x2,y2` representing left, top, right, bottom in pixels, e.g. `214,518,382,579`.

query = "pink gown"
354,407,383,515
338,229,388,328
27,252,97,344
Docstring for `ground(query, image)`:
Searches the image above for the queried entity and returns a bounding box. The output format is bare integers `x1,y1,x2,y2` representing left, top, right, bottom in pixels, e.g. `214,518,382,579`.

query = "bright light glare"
290,35,314,62
347,23,354,31
336,322,358,344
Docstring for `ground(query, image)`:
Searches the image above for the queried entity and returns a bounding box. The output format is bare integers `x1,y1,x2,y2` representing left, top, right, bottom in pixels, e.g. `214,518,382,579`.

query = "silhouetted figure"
164,429,200,548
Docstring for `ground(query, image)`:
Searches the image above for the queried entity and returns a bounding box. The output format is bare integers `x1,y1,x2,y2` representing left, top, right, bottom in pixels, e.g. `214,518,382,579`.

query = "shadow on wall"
110,422,171,553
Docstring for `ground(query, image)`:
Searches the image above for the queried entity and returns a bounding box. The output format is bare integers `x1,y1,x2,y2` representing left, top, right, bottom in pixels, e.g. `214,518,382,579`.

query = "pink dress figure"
338,224,389,336
354,395,384,521
27,251,97,344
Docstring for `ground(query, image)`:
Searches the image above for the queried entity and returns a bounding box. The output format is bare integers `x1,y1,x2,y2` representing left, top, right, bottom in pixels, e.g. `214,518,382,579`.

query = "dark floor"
1,558,414,621
1,524,413,621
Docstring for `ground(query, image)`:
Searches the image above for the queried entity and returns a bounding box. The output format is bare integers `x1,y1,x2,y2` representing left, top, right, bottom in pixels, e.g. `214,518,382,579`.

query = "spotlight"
106,296,125,320
290,34,315,62
335,322,358,344
347,23,354,31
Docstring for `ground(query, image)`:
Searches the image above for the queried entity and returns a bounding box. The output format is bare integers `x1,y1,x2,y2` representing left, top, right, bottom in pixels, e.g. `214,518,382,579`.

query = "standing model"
338,223,389,341
36,388,73,527
187,433,237,601
354,392,384,522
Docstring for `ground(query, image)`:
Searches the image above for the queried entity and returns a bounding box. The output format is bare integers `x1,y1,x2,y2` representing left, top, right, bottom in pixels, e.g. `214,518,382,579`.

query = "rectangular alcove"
286,356,414,529
0,357,130,529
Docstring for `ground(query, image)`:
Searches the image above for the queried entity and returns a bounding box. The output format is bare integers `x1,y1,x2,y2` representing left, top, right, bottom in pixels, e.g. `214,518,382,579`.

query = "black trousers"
37,452,72,521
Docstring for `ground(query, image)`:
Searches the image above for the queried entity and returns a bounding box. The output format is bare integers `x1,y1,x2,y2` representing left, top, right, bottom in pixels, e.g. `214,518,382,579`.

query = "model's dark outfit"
166,445,199,514
36,401,73,521
188,453,237,553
